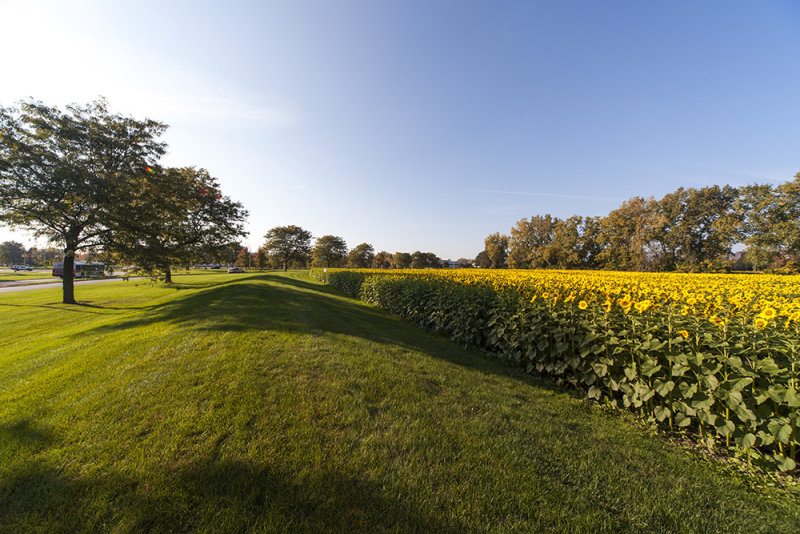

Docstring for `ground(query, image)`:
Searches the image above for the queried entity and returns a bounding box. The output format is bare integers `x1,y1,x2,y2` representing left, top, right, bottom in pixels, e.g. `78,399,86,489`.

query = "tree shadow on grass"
81,273,578,398
0,457,463,533
0,417,56,454
1,407,459,532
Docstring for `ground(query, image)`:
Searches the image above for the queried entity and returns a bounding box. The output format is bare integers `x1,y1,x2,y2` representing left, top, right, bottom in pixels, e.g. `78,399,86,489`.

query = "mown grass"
1,271,798,533
0,269,52,281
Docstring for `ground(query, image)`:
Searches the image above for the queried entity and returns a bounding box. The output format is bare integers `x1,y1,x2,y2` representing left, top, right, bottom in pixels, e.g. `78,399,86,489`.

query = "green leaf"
729,377,753,392
768,385,787,403
653,405,671,422
754,392,770,405
689,391,714,411
624,365,637,381
738,433,756,449
671,363,690,377
704,374,719,391
592,362,608,378
785,388,800,408
758,357,782,376
587,385,602,400
640,359,662,377
757,430,775,446
678,381,697,399
674,412,692,427
726,356,743,369
691,392,714,410
725,390,743,409
733,405,757,422
777,423,793,444
777,456,797,472
714,419,735,437
654,380,675,397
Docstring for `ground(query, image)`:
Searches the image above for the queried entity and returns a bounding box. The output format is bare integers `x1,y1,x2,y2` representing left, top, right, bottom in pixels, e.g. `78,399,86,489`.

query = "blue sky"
2,0,799,259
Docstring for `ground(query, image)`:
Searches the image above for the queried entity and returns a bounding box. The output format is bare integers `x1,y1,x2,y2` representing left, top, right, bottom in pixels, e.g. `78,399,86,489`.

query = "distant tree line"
249,225,445,270
0,241,65,266
475,175,800,272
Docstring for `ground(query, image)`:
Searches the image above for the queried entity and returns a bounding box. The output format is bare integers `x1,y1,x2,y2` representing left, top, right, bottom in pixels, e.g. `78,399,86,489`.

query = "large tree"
0,99,167,303
596,197,654,270
484,232,509,269
0,241,25,265
410,251,440,268
474,250,491,268
508,215,556,269
348,243,375,268
264,225,312,271
311,235,348,267
673,185,740,268
374,251,394,269
235,247,250,269
254,247,268,270
394,252,412,269
104,166,248,283
739,175,800,267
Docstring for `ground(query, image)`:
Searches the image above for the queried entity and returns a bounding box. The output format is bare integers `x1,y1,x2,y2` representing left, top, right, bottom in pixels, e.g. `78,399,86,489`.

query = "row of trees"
0,241,64,266
0,99,248,302
477,177,800,272
246,225,443,270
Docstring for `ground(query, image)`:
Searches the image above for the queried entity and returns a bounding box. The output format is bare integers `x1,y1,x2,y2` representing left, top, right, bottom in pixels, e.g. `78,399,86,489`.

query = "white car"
11,265,34,271
227,267,244,273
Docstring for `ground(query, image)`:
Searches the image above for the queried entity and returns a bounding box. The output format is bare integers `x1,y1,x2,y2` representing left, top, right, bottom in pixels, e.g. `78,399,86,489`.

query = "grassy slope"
0,272,798,533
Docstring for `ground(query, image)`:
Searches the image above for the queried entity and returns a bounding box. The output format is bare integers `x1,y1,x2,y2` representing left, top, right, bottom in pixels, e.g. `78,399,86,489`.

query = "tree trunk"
164,267,172,284
62,252,76,305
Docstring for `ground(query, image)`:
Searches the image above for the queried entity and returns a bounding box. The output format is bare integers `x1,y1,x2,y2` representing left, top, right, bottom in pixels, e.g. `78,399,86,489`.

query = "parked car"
227,267,244,273
11,265,34,271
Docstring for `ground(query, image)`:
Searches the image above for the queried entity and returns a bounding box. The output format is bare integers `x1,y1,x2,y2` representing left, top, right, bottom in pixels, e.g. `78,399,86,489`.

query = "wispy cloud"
122,92,300,128
0,1,300,129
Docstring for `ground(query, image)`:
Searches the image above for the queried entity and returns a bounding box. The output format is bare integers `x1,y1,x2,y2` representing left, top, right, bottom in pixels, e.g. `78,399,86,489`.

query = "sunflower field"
311,268,800,473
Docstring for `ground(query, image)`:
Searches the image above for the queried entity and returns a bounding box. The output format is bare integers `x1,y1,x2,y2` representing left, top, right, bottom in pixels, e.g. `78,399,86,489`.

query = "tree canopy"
0,241,25,265
394,252,412,269
104,166,248,282
410,251,440,269
347,243,375,268
492,178,799,273
0,99,168,302
374,251,394,269
264,225,312,271
311,235,348,268
484,232,509,269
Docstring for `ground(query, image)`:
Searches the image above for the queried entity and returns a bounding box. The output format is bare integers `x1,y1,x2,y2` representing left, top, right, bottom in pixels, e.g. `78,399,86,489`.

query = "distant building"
439,259,461,269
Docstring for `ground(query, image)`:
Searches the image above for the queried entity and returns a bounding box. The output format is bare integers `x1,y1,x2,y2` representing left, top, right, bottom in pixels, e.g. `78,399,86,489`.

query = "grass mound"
1,272,797,532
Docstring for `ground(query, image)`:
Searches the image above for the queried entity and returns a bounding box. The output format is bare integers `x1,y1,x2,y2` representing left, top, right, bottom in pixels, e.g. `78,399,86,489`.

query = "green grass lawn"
0,269,52,281
1,271,798,533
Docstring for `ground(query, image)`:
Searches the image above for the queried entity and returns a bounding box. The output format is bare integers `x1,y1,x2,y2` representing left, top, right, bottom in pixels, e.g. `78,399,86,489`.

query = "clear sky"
1,0,799,260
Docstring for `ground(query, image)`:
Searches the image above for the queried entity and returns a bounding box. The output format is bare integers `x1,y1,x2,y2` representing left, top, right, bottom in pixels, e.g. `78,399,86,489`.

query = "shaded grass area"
0,272,798,532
